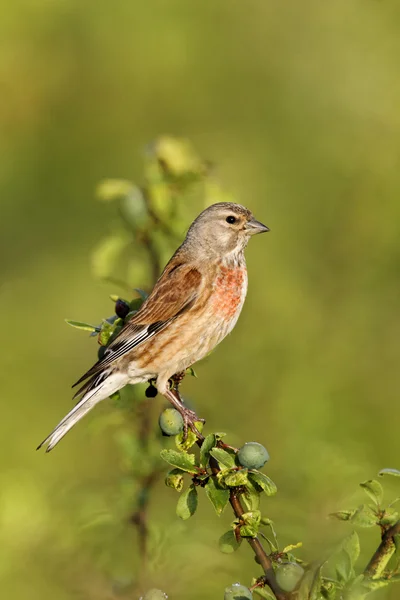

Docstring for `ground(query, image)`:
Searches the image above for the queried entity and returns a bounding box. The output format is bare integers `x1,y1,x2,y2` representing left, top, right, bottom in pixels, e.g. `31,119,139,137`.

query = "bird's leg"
163,385,205,441
170,370,186,392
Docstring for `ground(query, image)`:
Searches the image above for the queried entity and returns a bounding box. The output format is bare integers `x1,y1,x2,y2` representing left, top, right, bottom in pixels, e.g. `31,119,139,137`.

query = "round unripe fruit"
145,384,158,398
158,408,184,436
276,562,304,592
237,442,269,469
224,583,253,600
141,589,168,600
115,299,131,319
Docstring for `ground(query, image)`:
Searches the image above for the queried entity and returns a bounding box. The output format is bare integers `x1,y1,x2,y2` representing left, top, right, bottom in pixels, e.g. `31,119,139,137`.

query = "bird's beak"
245,217,270,235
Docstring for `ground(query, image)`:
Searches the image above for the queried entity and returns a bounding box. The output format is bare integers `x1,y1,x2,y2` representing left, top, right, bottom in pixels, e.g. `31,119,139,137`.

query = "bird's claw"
179,406,205,440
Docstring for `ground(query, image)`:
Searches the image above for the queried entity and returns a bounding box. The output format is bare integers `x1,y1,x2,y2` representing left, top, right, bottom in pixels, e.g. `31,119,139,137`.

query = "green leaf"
209,447,236,469
165,469,184,492
360,480,383,505
175,421,203,452
176,484,198,520
185,367,197,378
205,476,229,516
282,542,303,554
134,288,148,301
91,231,131,279
335,548,353,583
378,468,400,478
200,434,216,468
223,468,249,488
218,530,242,553
119,186,149,230
240,525,258,538
330,509,356,521
96,178,133,202
248,471,277,496
379,507,399,526
242,479,261,511
160,449,197,473
351,504,378,528
242,510,261,528
65,320,100,333
309,565,323,600
341,531,360,566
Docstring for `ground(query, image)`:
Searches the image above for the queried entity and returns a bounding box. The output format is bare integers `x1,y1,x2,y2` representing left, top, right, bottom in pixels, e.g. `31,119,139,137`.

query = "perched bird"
38,202,269,451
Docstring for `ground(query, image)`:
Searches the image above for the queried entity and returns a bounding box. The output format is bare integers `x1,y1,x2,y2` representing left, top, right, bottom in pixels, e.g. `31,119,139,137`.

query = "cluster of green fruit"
159,408,269,470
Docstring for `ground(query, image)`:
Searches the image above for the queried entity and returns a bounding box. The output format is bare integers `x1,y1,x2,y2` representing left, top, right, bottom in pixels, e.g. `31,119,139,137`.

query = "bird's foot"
178,404,205,440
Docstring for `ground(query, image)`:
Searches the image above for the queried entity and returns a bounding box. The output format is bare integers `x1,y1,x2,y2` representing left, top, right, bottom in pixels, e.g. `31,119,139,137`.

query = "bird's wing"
72,264,202,388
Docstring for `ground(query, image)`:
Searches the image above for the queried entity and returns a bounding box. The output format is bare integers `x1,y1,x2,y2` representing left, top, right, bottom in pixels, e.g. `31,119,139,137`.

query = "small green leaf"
240,525,258,538
96,178,133,202
309,565,323,600
242,479,261,511
176,484,198,520
205,475,229,516
330,509,356,521
218,530,242,553
160,449,197,473
209,447,236,469
165,469,184,492
378,468,400,478
200,434,216,468
360,480,383,505
335,549,353,583
223,468,249,488
175,421,203,452
379,507,399,526
65,320,100,333
91,232,131,279
351,504,378,528
134,288,148,301
282,542,303,554
185,367,197,378
253,587,275,599
242,510,261,528
248,471,277,496
341,531,360,566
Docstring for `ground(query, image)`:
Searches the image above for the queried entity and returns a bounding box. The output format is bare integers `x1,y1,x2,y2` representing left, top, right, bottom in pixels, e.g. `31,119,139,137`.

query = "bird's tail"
37,370,129,452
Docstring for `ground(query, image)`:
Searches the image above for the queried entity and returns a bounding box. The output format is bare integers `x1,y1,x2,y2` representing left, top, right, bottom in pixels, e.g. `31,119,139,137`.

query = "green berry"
158,408,183,436
276,562,304,592
237,442,269,469
141,589,168,600
224,583,253,600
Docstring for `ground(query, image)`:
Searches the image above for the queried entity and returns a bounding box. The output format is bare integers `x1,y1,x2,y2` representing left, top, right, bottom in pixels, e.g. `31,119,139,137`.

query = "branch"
364,521,400,578
191,413,290,599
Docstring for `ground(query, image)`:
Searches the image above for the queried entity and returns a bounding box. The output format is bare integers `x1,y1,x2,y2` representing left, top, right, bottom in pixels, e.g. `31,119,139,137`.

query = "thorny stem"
364,520,400,578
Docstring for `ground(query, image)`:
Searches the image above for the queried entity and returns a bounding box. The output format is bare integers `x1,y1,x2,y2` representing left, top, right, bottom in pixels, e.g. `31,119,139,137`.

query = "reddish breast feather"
213,265,246,318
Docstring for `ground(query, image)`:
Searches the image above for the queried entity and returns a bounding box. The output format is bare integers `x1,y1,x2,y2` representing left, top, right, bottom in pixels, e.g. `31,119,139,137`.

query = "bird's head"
186,202,269,258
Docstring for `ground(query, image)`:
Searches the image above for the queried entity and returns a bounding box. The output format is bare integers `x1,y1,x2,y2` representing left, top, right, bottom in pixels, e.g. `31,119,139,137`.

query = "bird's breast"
212,262,248,319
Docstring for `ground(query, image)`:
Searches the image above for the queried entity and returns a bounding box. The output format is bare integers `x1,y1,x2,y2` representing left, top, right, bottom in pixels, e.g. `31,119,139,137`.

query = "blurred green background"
2,1,400,598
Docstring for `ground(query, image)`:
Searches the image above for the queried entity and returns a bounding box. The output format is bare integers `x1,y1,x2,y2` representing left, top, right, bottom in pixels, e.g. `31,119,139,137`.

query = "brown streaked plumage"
38,202,269,451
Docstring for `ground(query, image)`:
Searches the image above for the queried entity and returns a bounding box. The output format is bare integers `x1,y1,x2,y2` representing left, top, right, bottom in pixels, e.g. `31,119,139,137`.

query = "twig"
186,394,289,600
364,521,400,578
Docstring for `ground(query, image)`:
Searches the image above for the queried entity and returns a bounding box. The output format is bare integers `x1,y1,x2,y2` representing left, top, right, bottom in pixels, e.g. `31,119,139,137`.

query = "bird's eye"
226,215,237,224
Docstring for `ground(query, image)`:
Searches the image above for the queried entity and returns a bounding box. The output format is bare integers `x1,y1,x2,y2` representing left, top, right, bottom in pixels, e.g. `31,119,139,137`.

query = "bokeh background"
2,1,400,598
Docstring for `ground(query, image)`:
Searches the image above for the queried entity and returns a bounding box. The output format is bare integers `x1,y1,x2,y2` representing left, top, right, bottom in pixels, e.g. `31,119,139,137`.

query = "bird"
38,202,269,452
